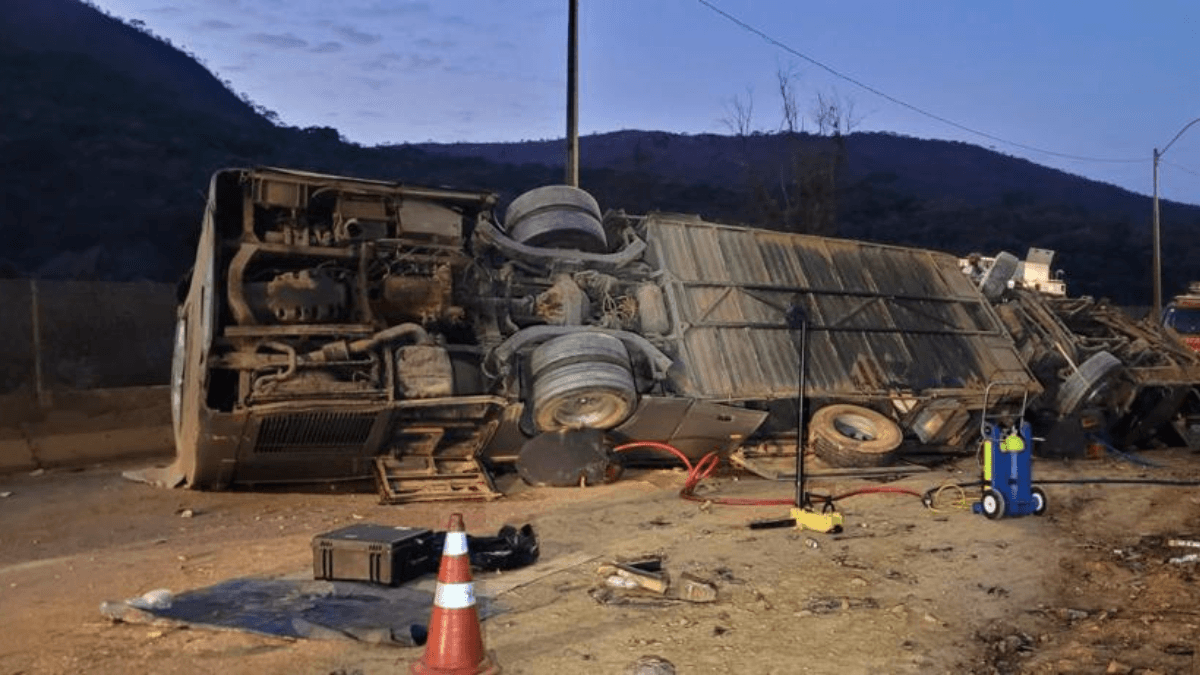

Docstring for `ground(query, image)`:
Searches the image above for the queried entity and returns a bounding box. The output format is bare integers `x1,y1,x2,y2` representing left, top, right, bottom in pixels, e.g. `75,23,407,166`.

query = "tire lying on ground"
1054,350,1123,415
504,185,608,253
808,403,904,467
530,332,637,432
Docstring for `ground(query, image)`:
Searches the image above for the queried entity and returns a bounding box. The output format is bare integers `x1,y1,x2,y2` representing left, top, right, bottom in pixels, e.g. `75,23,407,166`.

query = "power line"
1161,159,1200,178
695,0,1145,165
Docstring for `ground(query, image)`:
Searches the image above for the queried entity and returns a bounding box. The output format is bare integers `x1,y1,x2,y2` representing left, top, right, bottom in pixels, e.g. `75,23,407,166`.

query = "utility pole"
565,0,579,187
1153,148,1162,318
1152,117,1200,319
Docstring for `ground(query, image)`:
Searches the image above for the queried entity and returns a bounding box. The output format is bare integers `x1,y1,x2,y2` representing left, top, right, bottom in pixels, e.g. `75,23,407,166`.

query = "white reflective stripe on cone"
443,532,469,556
435,582,476,609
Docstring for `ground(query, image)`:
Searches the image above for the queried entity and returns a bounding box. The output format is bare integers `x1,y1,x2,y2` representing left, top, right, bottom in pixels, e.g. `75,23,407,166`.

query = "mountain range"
2,0,1198,305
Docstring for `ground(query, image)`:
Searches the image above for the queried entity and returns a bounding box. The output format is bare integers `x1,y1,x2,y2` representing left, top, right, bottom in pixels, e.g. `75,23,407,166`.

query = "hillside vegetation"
2,0,1198,305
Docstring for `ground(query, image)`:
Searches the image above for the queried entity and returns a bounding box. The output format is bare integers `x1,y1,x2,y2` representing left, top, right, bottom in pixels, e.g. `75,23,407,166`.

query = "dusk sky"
87,0,1200,203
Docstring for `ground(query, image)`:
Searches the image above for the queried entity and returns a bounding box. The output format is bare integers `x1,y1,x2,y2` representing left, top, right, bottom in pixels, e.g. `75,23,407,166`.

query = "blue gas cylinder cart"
972,383,1048,519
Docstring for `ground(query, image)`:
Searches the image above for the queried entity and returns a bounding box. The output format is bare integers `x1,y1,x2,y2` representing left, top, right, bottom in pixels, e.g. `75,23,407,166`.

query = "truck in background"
1163,282,1200,352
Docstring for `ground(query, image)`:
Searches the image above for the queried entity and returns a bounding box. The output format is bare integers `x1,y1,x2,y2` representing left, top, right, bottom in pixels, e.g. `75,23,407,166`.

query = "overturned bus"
161,167,1044,501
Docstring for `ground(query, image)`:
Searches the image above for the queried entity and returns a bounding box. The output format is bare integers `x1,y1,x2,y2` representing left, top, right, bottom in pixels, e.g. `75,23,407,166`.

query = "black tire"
504,185,607,252
1031,487,1048,516
982,488,1006,520
529,332,630,378
506,185,602,224
532,361,636,431
809,403,903,467
1055,351,1122,415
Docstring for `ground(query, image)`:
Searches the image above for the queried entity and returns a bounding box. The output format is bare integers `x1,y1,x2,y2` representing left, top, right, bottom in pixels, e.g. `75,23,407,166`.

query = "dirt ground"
2,446,1200,675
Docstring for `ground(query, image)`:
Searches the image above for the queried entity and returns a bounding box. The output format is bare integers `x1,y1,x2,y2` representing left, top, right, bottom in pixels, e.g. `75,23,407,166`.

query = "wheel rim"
983,494,999,514
832,413,878,441
542,391,628,429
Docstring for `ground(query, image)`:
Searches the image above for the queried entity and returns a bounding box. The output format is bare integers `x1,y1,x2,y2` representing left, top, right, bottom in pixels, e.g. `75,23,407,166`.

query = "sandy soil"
2,448,1200,675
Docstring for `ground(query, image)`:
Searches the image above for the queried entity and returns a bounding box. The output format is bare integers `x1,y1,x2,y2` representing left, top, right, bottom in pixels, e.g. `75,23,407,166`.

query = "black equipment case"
312,523,438,586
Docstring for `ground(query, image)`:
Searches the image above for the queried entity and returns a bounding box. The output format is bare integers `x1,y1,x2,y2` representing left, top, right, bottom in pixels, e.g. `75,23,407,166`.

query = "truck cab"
1163,282,1200,352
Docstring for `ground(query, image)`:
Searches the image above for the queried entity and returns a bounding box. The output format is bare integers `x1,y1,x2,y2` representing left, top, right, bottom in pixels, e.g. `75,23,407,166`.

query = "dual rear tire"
504,185,608,253
529,332,637,432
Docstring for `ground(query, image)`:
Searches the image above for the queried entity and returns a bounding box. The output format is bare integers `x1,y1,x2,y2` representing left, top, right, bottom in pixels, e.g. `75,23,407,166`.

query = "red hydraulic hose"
613,441,924,507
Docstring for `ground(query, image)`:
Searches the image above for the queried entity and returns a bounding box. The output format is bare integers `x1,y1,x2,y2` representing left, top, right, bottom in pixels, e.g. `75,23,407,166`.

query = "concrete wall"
0,280,177,473
0,386,173,473
0,281,35,395
0,279,177,395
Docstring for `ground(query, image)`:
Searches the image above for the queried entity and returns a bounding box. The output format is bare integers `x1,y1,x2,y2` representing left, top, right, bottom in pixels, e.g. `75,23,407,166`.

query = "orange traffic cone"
411,513,500,675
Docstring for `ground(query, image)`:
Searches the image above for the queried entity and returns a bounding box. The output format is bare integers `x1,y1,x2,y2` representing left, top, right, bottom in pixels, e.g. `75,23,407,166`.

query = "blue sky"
88,0,1200,203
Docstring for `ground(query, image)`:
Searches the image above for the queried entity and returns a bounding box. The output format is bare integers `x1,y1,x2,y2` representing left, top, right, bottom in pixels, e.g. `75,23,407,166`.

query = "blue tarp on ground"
100,577,501,646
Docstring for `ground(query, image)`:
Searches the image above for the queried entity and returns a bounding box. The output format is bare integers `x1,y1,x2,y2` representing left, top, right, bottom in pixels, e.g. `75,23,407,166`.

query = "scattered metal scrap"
597,558,669,595
591,555,718,605
970,248,1200,454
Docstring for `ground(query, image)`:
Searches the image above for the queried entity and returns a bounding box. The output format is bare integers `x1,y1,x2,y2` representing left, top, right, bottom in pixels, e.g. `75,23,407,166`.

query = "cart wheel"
1031,487,1048,516
981,488,1006,520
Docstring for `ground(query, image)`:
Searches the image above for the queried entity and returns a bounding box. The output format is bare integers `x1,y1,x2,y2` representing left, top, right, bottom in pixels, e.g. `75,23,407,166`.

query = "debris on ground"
591,555,720,607
675,572,718,603
596,558,668,595
624,655,676,675
801,595,880,615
